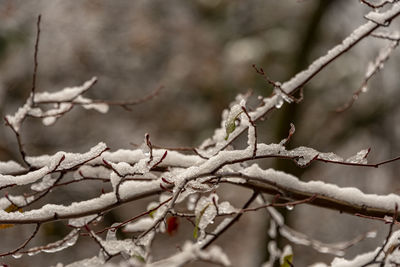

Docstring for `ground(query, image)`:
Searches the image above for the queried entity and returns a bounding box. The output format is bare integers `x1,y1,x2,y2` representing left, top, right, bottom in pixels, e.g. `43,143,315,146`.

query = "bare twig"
337,39,399,112
4,117,31,168
361,204,398,266
31,14,41,106
201,191,258,249
360,0,397,9
0,223,41,257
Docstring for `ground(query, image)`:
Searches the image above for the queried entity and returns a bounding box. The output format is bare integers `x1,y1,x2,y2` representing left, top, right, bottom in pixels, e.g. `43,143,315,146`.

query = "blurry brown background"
0,0,400,266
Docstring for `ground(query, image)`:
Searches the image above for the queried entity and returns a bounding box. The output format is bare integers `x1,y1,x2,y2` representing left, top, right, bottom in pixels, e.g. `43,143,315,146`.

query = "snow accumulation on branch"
1,2,400,267
199,2,400,155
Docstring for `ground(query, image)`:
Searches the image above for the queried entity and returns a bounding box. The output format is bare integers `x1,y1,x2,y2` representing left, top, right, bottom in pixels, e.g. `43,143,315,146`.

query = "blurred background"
0,0,400,266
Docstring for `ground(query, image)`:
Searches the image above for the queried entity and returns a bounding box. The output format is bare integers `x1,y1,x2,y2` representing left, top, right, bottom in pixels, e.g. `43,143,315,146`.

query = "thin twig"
0,223,41,257
4,117,31,168
31,14,41,106
201,191,258,249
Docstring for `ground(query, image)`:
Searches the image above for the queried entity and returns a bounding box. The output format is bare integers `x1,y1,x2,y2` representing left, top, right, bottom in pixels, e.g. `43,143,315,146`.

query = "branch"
0,223,41,257
31,14,41,106
199,3,400,154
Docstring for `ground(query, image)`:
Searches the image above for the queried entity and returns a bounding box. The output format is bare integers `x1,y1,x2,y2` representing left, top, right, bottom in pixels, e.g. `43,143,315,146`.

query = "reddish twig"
0,223,41,257
145,133,153,163
93,85,163,110
151,151,167,170
201,191,258,249
98,196,173,234
361,204,398,266
4,117,31,168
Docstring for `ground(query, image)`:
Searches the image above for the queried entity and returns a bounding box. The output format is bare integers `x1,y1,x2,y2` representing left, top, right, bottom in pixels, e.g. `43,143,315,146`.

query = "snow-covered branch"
1,2,400,266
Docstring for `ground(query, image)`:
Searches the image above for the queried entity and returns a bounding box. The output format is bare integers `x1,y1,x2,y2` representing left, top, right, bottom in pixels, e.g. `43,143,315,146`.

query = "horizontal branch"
217,166,400,220
2,161,400,225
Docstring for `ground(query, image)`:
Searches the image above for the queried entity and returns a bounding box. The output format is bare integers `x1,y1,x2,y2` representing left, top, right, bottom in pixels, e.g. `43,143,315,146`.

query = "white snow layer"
243,164,400,213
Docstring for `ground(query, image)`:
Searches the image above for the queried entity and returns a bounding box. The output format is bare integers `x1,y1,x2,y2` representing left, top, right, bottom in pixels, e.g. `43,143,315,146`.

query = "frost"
194,194,218,240
218,201,238,214
148,242,230,267
106,224,118,241
99,237,143,258
136,158,151,174
64,256,105,267
318,152,344,162
274,85,292,109
68,215,98,227
288,146,319,166
187,194,199,211
25,230,80,256
224,101,245,140
345,149,369,164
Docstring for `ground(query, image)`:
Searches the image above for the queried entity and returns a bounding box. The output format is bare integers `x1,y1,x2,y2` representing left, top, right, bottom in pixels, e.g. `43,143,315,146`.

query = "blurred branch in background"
0,1,400,267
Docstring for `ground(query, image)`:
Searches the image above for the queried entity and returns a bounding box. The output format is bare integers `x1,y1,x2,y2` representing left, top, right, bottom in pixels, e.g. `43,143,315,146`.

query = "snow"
63,256,105,267
0,166,49,187
148,241,230,267
33,77,97,103
5,77,103,132
73,165,110,180
199,3,400,155
42,116,58,126
280,245,293,265
2,4,400,265
123,217,153,232
68,215,98,227
195,194,218,240
224,102,245,140
0,194,32,210
5,96,33,131
345,149,369,164
89,148,202,169
0,178,160,224
0,160,25,174
365,40,398,81
31,175,56,191
29,142,107,170
365,3,400,25
331,248,379,266
74,95,109,113
243,164,400,213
